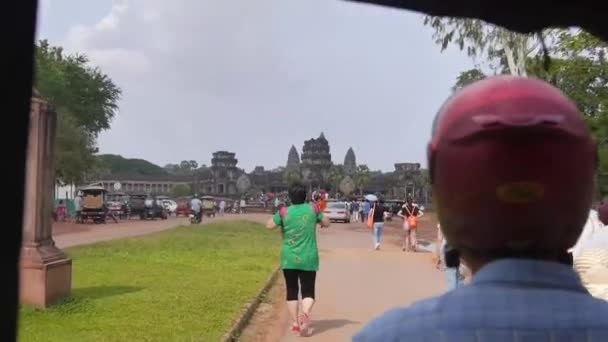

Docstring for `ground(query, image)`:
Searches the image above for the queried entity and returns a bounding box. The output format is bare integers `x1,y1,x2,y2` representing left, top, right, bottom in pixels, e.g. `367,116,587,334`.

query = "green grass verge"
19,220,280,342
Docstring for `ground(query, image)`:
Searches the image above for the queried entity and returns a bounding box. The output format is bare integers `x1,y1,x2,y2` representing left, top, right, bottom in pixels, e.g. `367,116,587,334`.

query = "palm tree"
283,166,301,185
328,165,345,194
354,165,371,195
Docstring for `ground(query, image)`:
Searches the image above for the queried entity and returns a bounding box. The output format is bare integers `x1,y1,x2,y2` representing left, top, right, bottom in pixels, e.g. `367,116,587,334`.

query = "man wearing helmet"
190,194,203,223
354,76,608,341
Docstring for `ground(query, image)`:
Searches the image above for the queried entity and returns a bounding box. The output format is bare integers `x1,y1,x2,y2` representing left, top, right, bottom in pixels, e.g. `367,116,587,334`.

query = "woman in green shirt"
266,182,330,337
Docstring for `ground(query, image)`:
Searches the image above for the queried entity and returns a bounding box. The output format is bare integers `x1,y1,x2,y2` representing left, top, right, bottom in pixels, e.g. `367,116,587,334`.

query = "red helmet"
428,76,597,255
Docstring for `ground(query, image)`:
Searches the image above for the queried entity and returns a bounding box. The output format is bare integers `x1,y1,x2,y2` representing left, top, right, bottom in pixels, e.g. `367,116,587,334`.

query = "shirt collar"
471,258,588,293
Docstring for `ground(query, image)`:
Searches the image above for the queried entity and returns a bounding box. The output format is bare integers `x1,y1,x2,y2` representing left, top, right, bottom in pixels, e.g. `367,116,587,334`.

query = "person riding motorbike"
355,76,608,341
190,194,203,223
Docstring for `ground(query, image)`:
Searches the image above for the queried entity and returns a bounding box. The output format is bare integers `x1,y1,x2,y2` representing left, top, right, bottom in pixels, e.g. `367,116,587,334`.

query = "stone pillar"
20,90,72,309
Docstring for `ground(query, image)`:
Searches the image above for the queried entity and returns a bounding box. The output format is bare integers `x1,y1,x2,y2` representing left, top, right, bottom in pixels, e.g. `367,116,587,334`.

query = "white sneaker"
374,243,380,250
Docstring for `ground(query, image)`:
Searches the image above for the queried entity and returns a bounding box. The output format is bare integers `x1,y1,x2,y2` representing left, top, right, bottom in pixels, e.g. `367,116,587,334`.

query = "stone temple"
91,132,430,203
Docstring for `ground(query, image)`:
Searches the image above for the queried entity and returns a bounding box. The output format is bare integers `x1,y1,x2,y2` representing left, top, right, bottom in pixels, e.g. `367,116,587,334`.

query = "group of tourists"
266,76,608,340
362,196,424,252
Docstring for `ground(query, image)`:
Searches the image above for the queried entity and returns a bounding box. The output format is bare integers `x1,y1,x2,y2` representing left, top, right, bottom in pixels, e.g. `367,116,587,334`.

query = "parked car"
129,193,147,219
162,199,178,215
141,197,168,220
323,201,350,223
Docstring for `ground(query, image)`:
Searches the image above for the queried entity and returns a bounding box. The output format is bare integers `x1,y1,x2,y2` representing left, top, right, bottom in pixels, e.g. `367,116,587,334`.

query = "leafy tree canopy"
34,39,121,184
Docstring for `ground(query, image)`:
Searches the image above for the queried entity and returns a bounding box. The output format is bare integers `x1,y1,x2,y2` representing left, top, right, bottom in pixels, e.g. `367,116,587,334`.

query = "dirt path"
240,215,446,342
53,214,267,248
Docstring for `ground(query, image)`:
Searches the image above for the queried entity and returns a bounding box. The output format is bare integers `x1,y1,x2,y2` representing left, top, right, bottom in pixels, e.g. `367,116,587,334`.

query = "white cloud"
43,0,474,170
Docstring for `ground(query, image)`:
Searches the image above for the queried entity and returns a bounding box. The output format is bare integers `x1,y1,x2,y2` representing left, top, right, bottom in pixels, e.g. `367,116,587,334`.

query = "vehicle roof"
80,185,107,192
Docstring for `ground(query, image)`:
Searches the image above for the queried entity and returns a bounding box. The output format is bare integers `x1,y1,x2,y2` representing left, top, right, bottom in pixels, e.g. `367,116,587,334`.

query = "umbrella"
344,0,608,42
364,194,378,202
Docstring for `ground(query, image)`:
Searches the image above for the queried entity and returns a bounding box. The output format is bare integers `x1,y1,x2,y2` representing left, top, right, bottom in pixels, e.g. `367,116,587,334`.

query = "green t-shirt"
273,203,323,271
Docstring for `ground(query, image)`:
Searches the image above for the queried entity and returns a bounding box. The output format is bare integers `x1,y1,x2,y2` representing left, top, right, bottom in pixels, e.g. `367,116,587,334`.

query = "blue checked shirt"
353,259,608,342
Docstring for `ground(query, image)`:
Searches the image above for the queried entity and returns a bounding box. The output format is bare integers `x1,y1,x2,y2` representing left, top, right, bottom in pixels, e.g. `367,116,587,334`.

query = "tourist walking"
359,200,364,222
354,76,608,341
371,199,387,250
239,198,246,214
397,197,423,252
73,194,82,223
351,200,360,222
218,199,226,216
362,200,371,223
266,182,330,337
436,223,463,290
54,200,67,222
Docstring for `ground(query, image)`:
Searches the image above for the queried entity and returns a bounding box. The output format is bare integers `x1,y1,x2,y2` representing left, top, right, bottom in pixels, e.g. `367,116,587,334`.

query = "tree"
171,184,192,198
164,164,180,174
328,165,345,194
354,165,371,195
452,68,487,91
423,16,545,75
54,113,98,184
283,166,301,185
34,39,121,184
35,40,121,135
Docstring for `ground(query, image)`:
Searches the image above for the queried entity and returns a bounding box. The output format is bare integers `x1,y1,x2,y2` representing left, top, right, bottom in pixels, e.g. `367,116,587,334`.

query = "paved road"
274,221,446,341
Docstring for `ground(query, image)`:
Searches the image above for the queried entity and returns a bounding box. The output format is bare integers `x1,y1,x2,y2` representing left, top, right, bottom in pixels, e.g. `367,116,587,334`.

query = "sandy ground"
239,214,446,342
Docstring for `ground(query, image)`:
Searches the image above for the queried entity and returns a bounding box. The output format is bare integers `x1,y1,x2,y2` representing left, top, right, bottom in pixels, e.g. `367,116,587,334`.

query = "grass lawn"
19,220,281,342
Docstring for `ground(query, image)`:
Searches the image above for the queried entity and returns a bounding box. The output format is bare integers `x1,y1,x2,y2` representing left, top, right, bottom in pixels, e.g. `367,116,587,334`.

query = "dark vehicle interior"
4,0,607,340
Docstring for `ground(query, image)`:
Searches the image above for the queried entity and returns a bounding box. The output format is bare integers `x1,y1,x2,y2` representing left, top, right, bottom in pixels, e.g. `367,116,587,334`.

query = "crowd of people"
266,76,608,340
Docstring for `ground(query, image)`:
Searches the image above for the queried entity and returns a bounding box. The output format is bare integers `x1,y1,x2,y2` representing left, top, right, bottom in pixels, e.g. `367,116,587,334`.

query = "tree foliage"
328,165,345,193
354,165,371,195
55,113,98,184
423,16,541,75
283,166,301,185
452,68,487,91
34,39,121,184
171,184,192,198
165,160,200,174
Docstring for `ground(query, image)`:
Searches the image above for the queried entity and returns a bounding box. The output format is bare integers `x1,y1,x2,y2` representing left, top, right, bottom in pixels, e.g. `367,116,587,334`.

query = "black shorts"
282,269,316,301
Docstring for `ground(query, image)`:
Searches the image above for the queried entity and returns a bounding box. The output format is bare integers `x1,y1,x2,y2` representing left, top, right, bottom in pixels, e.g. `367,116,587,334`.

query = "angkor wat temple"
93,133,430,203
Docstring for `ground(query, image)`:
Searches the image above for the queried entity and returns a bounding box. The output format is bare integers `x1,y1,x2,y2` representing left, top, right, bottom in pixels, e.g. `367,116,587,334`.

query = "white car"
162,200,178,215
323,202,350,223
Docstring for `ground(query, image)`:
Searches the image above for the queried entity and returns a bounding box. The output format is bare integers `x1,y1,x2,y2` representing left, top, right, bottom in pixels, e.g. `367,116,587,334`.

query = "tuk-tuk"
79,185,108,224
201,196,216,217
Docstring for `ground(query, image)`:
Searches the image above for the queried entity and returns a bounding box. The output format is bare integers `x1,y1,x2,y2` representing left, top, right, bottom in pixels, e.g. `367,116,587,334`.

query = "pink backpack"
279,203,320,226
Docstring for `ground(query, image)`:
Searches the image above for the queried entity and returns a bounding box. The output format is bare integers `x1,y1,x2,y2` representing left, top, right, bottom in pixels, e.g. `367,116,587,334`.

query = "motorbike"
189,210,202,225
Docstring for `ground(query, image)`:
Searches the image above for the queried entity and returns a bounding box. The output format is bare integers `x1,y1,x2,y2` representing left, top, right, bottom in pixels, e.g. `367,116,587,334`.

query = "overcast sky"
37,0,474,172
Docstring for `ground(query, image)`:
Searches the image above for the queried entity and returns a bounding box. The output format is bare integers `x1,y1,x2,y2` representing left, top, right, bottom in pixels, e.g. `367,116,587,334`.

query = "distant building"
84,135,430,203
344,147,357,175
